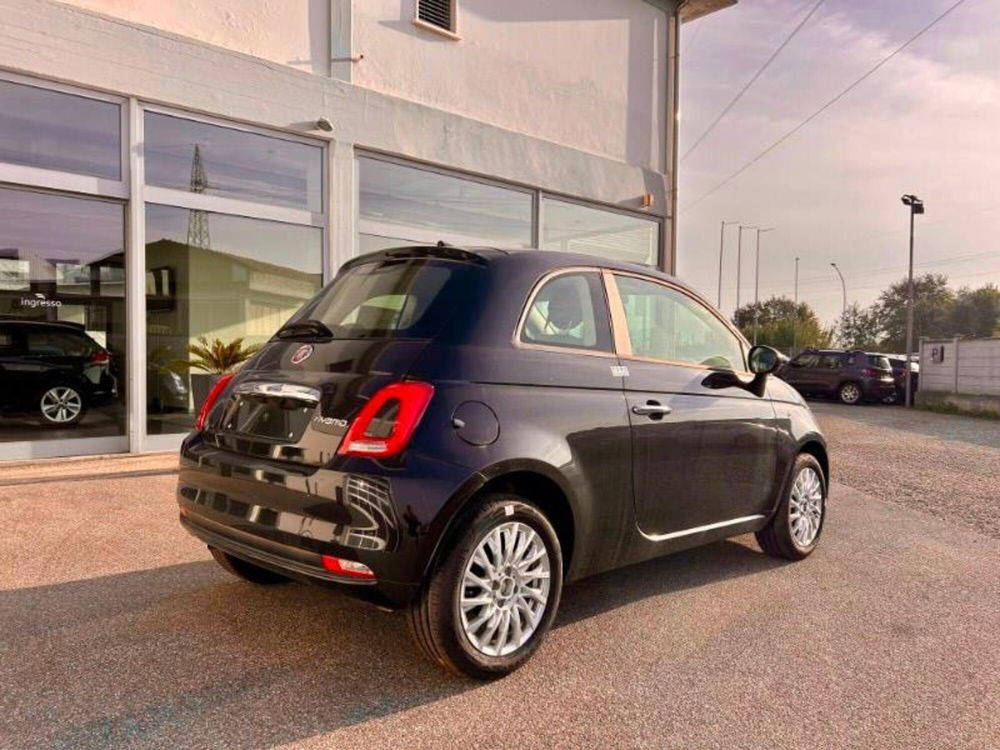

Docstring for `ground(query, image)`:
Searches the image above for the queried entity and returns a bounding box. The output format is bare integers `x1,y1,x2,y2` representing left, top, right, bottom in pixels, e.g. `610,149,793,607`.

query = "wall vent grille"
417,0,455,33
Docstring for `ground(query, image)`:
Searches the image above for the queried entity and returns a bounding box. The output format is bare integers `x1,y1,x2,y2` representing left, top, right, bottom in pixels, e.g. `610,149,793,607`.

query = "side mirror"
748,345,785,375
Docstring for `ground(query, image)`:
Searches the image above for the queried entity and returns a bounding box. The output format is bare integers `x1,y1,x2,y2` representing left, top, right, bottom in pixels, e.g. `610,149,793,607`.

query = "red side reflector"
337,381,434,458
321,555,376,579
195,373,234,431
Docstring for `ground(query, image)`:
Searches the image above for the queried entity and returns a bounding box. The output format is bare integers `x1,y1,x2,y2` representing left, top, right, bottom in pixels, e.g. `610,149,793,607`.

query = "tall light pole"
753,227,774,344
736,224,755,314
718,220,739,308
901,194,925,407
830,262,847,320
792,256,800,355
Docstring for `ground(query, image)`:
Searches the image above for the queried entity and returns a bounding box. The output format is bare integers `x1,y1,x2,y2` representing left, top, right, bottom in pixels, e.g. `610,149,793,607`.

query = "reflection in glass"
0,187,126,444
144,113,323,211
359,158,533,247
541,198,659,266
0,80,121,180
145,204,322,435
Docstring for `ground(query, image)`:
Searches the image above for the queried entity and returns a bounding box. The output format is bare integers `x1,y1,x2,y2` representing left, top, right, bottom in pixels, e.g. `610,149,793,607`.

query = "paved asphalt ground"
1,404,999,749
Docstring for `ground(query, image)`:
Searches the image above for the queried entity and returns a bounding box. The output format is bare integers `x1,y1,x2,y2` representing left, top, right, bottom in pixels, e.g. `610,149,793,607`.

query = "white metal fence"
920,337,1000,396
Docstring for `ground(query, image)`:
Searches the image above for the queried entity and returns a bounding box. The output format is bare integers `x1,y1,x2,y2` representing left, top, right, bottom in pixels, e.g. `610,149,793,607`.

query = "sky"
677,0,1000,324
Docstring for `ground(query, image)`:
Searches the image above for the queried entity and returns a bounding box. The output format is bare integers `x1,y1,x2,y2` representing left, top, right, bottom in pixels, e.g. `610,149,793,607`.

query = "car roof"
0,318,87,331
342,244,703,300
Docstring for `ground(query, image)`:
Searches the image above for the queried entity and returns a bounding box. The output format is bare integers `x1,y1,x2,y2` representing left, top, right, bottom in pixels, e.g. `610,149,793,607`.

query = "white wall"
920,338,1000,396
58,0,669,171
61,0,332,76
352,0,669,170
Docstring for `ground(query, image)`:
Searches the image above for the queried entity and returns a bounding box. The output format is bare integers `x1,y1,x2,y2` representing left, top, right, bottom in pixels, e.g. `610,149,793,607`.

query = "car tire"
837,381,862,405
37,383,87,426
407,494,563,680
755,453,826,561
209,547,292,584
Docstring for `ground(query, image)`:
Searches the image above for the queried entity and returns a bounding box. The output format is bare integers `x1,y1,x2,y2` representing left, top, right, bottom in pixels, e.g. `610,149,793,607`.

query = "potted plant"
171,336,261,411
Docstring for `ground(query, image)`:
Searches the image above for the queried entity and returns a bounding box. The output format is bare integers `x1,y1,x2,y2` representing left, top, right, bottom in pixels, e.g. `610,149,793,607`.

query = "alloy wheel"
459,521,551,657
840,383,861,404
789,466,824,547
40,386,83,424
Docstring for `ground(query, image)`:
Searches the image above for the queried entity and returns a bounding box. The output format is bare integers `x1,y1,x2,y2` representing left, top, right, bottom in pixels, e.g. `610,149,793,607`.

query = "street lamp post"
901,194,925,408
830,261,847,321
736,225,755,314
753,227,774,344
718,220,738,308
792,257,799,355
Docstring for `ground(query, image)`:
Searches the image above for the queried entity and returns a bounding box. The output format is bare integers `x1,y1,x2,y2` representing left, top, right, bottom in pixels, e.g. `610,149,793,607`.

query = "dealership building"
0,0,731,460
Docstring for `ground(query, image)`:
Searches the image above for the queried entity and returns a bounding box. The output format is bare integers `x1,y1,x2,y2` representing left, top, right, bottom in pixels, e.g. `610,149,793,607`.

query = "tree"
836,302,881,350
733,297,832,353
948,285,1000,338
872,274,955,352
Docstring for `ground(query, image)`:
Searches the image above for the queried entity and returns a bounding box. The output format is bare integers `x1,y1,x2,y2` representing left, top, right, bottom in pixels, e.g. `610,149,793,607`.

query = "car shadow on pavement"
0,538,784,748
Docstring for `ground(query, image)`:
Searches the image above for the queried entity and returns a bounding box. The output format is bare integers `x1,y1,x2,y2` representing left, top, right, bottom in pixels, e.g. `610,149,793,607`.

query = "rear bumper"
862,380,897,399
177,433,476,609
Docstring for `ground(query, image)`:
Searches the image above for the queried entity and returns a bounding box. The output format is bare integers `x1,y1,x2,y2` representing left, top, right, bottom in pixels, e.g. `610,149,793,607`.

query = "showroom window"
358,156,533,253
142,111,325,437
0,75,127,460
541,197,659,266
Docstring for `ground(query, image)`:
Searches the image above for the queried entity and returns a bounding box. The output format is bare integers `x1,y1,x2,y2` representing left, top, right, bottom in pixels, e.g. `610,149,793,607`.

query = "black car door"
609,273,779,537
783,352,821,394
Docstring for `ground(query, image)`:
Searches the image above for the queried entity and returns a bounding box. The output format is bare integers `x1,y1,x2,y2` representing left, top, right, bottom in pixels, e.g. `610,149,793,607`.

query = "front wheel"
756,454,826,560
408,494,563,680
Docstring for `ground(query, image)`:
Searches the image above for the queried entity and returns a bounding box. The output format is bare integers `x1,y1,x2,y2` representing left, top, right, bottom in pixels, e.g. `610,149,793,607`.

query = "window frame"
513,267,618,360
603,269,750,374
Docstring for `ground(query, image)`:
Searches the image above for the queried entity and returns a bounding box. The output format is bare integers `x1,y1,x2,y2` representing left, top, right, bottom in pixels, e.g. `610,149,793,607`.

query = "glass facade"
0,79,121,180
0,73,663,460
0,188,126,445
541,197,659,266
144,206,322,434
359,157,533,250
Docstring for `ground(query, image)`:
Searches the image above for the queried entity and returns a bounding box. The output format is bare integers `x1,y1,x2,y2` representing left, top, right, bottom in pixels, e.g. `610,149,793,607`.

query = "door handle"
632,402,672,417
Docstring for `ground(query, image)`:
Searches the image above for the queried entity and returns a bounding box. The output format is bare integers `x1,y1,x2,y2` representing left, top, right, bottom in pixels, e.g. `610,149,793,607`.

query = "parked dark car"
0,319,117,426
878,353,920,404
777,348,895,405
177,246,829,679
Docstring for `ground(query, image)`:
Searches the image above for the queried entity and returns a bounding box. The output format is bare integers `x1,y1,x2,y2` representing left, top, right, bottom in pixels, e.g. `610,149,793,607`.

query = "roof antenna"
436,240,449,248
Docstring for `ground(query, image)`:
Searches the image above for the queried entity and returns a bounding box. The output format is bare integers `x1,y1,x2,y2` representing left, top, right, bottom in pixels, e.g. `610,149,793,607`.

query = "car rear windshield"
288,258,485,339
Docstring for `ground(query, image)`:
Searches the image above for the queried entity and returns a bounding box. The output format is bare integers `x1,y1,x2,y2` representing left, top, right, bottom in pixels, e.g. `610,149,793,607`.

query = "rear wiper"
276,319,334,340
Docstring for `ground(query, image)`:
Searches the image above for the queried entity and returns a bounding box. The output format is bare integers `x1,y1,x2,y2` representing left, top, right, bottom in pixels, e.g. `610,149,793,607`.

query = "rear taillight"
90,349,110,365
195,373,234,431
321,555,375,579
338,381,434,458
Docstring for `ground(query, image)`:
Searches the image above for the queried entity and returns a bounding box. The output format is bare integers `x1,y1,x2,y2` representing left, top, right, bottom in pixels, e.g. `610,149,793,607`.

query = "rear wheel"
838,381,862,405
408,494,563,679
38,384,86,426
209,547,291,584
756,453,826,560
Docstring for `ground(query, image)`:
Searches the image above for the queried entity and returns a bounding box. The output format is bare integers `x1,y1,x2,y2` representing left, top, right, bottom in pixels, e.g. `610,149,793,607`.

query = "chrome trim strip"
639,514,766,542
233,382,322,403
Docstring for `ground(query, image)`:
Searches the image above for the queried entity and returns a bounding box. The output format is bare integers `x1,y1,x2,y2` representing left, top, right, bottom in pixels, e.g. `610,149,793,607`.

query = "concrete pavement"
1,426,999,748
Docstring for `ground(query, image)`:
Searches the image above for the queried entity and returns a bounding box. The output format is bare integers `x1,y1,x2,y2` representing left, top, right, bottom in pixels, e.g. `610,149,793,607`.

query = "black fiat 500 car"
177,246,829,679
0,319,117,426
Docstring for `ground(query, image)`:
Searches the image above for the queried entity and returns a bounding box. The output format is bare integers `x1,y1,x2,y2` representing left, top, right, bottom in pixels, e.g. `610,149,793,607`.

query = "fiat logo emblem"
290,344,314,365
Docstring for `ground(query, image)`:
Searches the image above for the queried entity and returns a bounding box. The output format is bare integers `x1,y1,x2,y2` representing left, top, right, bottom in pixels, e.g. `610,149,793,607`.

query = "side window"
794,353,820,368
819,354,843,369
519,271,613,352
26,330,92,357
0,327,17,355
614,274,745,371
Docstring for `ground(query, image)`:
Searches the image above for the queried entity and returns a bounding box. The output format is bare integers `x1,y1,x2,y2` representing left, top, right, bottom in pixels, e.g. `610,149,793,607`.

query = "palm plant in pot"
171,336,261,412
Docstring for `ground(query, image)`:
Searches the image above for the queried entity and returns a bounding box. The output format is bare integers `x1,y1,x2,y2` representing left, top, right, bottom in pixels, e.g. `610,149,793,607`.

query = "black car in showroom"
0,319,117,425
177,246,829,679
777,348,896,405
